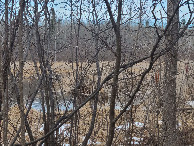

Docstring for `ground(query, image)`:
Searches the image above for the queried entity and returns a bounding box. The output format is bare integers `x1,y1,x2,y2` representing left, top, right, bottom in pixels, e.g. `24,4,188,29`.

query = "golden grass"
5,60,194,144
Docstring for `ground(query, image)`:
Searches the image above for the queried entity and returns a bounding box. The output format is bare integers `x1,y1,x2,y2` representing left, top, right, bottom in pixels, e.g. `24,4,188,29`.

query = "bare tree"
2,0,9,145
0,31,2,143
163,0,180,145
0,0,193,145
82,0,101,145
104,0,123,145
18,0,26,145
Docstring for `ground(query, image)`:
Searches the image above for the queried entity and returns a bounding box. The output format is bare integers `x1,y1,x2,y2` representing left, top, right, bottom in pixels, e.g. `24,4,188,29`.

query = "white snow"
132,136,141,141
59,124,71,136
87,139,101,145
130,137,142,144
186,101,194,107
116,122,144,130
39,123,70,136
134,122,144,127
40,124,44,131
158,120,163,124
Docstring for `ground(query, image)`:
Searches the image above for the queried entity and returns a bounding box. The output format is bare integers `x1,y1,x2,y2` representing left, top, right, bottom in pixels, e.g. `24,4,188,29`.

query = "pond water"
29,98,74,111
30,98,194,112
30,98,124,111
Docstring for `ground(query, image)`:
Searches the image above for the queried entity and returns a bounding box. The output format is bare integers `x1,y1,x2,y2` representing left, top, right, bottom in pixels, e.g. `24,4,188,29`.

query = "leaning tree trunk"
163,0,179,145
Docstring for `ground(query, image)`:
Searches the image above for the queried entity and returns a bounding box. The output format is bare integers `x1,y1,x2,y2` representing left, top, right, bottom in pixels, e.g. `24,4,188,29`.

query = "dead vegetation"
3,60,193,145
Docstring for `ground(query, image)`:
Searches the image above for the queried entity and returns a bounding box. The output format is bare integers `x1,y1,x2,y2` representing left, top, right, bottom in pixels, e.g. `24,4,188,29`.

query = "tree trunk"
82,1,101,144
0,36,2,143
18,0,26,145
2,0,9,145
104,0,122,145
163,0,179,145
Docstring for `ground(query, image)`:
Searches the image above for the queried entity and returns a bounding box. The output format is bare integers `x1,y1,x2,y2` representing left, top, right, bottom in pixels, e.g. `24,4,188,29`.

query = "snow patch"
186,101,194,107
134,122,144,127
116,122,144,130
40,124,44,131
87,139,101,145
59,124,71,136
132,136,141,141
62,144,70,146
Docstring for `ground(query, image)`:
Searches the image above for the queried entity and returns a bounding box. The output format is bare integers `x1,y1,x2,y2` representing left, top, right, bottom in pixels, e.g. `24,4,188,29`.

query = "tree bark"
2,0,9,145
82,1,101,144
0,36,2,144
104,0,122,145
18,0,26,145
163,0,179,145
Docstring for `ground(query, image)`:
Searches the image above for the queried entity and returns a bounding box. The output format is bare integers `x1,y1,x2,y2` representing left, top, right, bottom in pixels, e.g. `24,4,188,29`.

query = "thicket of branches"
0,0,193,145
